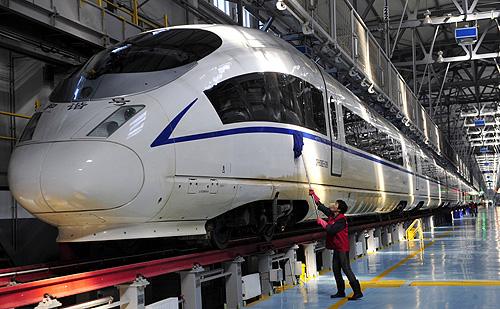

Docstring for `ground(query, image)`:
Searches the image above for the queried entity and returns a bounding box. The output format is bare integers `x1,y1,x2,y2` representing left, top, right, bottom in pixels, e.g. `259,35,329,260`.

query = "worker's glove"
316,218,328,229
309,189,320,204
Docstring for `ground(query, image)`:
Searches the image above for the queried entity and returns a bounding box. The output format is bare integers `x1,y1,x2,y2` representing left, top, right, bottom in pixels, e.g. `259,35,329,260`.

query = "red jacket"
317,203,349,252
325,213,349,252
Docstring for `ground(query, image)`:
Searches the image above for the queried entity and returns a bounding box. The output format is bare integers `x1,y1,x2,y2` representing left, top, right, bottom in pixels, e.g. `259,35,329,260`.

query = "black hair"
336,199,348,214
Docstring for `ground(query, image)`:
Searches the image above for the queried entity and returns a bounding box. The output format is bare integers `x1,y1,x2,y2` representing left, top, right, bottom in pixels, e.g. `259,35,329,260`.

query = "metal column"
365,229,376,253
118,276,150,309
321,247,333,271
349,233,358,260
423,216,435,232
303,242,318,279
374,227,382,250
258,251,274,296
180,266,204,309
284,245,299,285
224,257,244,309
8,52,17,251
391,223,405,242
380,226,391,247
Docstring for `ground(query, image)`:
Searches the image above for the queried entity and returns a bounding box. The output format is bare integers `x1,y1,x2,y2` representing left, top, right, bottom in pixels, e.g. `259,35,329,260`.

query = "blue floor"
250,206,500,308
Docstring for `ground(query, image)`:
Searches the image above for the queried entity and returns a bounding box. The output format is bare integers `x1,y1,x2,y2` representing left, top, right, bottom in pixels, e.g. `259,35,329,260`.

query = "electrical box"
242,273,261,301
270,268,283,282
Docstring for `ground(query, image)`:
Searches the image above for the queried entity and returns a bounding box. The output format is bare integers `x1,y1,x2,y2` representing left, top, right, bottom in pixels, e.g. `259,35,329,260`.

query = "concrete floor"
249,206,500,309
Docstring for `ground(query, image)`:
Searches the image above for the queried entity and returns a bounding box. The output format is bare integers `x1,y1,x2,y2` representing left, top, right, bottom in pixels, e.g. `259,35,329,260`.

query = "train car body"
8,25,475,244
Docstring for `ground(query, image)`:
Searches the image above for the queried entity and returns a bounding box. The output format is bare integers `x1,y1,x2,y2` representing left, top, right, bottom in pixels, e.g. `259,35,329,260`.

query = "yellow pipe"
0,136,15,141
164,14,168,27
0,111,31,119
132,0,139,25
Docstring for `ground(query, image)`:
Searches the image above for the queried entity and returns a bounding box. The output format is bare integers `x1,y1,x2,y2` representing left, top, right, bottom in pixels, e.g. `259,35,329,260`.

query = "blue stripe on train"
150,98,443,186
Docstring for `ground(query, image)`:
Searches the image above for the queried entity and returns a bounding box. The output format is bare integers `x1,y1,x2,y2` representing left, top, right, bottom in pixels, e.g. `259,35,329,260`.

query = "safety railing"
405,219,423,241
0,111,30,142
284,0,463,171
0,111,31,120
14,0,160,45
90,0,167,28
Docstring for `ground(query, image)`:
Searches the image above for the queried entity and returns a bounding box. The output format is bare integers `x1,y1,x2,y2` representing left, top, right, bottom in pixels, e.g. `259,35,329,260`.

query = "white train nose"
9,141,144,213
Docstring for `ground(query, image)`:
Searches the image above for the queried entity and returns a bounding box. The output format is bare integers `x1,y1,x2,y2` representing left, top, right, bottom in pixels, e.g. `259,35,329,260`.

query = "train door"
328,95,342,176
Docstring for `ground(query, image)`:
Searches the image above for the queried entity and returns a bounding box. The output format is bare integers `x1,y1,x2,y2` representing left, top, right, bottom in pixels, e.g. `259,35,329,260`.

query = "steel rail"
0,231,324,308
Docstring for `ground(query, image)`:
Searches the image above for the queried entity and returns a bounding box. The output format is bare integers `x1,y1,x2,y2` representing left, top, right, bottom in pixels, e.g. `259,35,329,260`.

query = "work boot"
330,292,346,298
348,280,363,300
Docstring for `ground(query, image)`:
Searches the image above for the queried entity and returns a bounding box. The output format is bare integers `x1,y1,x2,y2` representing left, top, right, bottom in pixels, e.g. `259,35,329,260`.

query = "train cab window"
19,112,42,142
343,106,403,166
205,72,327,135
329,96,338,139
50,29,222,102
84,28,221,75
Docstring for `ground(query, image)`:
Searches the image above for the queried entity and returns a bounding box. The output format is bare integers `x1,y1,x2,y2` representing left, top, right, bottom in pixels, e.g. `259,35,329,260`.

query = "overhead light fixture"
436,50,444,63
422,10,432,26
276,0,287,11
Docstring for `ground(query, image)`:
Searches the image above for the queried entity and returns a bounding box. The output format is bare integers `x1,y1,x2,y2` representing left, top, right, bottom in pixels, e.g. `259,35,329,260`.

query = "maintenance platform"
250,206,499,309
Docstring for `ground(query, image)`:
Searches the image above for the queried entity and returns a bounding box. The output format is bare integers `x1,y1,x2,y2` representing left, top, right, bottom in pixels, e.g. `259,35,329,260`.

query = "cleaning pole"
302,155,320,219
293,131,319,219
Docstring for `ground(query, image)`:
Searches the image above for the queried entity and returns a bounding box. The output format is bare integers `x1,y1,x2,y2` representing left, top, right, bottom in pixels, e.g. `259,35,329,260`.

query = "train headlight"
88,105,144,137
19,112,42,142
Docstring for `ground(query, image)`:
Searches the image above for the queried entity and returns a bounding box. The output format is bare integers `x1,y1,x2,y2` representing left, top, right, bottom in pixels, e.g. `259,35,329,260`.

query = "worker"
309,189,363,300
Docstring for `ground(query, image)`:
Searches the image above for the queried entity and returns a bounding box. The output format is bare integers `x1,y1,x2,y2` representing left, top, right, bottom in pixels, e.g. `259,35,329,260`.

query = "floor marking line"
410,280,500,286
328,232,450,309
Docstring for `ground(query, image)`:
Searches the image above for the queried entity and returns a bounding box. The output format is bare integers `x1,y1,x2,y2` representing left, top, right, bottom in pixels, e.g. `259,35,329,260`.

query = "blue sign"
480,146,489,153
474,119,485,126
455,27,478,40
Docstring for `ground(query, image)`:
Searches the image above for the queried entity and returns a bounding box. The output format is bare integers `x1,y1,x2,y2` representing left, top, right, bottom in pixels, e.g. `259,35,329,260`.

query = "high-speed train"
8,25,475,248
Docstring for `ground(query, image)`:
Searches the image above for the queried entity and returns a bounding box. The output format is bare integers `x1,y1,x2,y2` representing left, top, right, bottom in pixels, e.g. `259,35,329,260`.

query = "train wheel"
209,220,231,249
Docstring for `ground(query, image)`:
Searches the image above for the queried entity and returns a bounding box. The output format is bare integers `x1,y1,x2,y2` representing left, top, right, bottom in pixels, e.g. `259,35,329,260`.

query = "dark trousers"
332,250,358,293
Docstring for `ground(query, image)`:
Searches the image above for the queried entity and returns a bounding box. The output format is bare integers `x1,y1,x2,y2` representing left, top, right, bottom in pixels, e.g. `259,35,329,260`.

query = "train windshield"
50,28,222,102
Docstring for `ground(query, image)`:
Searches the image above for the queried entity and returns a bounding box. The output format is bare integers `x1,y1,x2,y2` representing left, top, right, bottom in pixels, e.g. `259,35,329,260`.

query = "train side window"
329,96,338,139
277,73,304,126
421,157,438,180
205,72,326,135
239,75,269,121
343,106,403,166
206,78,251,124
307,87,326,135
342,106,363,147
378,134,403,166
